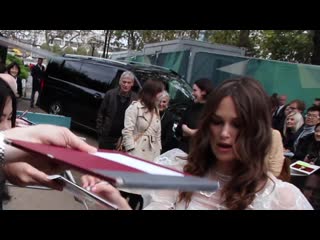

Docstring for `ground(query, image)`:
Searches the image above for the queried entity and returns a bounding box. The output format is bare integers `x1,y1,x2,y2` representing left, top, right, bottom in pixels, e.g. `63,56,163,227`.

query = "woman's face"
192,84,206,103
9,66,19,77
286,116,296,128
284,105,291,116
314,126,320,142
0,97,13,130
210,96,240,163
158,96,169,112
155,90,164,105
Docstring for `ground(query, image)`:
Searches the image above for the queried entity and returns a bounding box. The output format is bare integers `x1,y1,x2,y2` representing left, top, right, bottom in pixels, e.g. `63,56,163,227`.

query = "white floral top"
144,149,313,210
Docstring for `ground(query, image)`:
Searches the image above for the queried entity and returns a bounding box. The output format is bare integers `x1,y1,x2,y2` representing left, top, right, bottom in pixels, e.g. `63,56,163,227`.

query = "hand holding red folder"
2,124,218,192
2,125,96,190
5,138,218,191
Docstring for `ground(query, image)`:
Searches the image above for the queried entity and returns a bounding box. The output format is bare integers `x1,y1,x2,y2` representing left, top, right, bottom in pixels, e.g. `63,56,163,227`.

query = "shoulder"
131,91,138,98
104,88,118,97
126,101,140,112
262,176,313,210
130,100,144,108
271,129,282,144
299,133,314,145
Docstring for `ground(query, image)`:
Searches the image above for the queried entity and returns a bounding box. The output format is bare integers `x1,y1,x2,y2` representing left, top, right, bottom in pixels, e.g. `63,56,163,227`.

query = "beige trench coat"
122,101,161,161
265,129,285,177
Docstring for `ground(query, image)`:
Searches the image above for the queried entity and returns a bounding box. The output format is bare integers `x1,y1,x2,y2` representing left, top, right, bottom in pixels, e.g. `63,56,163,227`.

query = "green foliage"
258,30,313,63
207,30,240,46
63,46,74,54
52,44,63,55
76,47,88,55
6,54,29,79
206,30,313,63
40,43,51,51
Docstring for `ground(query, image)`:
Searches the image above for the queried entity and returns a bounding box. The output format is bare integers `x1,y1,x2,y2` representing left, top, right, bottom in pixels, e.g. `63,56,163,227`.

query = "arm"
96,93,109,136
2,125,97,189
182,124,198,137
81,175,131,210
3,162,63,190
175,112,187,139
266,130,285,177
82,175,177,210
122,103,138,151
271,181,313,210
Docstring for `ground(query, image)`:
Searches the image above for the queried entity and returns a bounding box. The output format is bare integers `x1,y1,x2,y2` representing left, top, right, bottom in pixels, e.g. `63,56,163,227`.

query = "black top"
294,133,320,165
283,126,303,152
108,94,131,137
175,102,205,153
160,110,175,153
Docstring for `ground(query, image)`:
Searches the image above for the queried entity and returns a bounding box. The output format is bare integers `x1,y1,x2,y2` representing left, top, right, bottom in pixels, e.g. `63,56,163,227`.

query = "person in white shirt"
82,77,312,210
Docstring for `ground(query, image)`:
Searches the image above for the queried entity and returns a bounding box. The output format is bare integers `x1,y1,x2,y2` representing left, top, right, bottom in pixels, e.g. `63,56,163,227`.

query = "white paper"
91,152,184,176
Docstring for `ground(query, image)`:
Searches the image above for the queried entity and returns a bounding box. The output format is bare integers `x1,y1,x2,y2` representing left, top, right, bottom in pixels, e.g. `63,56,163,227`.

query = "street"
4,77,99,210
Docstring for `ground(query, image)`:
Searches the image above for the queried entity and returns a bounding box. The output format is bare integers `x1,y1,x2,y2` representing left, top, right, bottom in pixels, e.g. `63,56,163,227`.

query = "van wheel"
49,101,63,115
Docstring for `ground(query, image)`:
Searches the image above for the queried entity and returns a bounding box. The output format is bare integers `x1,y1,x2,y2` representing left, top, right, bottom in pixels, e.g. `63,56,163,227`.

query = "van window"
80,63,118,92
58,60,82,84
46,57,64,78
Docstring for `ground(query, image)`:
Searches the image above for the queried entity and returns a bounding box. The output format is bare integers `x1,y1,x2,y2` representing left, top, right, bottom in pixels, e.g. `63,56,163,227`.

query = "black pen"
18,110,28,119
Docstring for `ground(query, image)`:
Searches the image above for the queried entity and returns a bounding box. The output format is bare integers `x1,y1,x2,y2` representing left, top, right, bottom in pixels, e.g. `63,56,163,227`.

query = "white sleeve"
270,181,313,210
144,149,188,210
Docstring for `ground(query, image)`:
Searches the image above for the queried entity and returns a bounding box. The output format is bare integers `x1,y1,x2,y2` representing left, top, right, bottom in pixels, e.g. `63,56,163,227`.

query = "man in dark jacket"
96,71,138,149
30,57,45,108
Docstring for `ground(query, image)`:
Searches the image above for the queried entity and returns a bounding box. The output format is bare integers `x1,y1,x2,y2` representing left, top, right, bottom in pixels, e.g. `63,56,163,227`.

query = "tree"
311,30,320,65
64,46,74,54
52,44,62,55
76,46,88,55
258,30,312,63
40,43,51,51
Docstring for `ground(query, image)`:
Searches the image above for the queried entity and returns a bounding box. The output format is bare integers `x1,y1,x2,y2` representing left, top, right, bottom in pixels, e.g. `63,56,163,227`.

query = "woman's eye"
211,118,222,125
232,121,241,129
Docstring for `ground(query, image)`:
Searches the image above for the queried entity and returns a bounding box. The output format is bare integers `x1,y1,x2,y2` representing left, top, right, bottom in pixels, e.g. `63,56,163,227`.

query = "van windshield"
133,69,193,105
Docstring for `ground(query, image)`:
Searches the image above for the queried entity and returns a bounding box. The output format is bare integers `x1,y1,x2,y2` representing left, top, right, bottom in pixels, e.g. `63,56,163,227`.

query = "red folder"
5,139,218,192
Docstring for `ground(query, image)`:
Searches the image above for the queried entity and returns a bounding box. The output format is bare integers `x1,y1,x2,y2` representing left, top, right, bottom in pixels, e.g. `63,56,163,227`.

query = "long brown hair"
179,77,272,210
139,79,165,112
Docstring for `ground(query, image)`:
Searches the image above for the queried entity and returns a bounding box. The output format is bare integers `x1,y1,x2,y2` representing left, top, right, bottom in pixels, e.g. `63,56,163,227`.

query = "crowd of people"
0,57,318,210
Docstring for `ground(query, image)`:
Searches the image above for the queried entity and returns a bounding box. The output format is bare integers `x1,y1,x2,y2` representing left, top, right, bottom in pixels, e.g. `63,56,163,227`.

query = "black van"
38,54,193,132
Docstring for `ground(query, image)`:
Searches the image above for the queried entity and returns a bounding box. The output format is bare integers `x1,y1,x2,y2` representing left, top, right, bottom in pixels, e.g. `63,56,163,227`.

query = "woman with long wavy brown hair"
82,77,312,210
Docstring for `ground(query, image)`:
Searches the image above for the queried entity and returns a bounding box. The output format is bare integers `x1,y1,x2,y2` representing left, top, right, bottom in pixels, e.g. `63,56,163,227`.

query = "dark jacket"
175,102,205,153
272,104,287,134
160,109,175,153
96,87,138,138
16,76,22,97
283,126,303,152
31,64,44,90
294,133,320,165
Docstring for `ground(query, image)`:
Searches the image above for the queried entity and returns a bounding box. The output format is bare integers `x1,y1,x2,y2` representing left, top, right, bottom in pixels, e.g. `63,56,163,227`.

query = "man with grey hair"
97,71,138,149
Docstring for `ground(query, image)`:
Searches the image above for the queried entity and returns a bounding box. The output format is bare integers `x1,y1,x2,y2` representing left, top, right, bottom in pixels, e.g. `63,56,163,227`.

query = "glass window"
134,69,193,105
59,60,82,82
80,63,118,92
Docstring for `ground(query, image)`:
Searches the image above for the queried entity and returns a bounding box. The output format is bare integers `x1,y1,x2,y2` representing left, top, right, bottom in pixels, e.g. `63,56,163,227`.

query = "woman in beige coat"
122,79,165,162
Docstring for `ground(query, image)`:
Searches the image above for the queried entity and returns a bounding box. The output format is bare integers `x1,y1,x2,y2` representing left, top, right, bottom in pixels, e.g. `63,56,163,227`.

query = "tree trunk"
129,31,136,50
102,30,108,58
106,31,113,57
311,30,320,65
